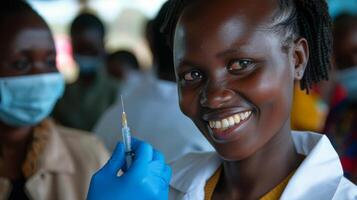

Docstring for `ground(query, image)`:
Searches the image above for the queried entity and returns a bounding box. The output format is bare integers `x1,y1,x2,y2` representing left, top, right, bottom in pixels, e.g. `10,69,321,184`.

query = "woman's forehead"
0,12,52,48
176,0,279,42
180,0,278,26
174,0,281,61
13,28,55,53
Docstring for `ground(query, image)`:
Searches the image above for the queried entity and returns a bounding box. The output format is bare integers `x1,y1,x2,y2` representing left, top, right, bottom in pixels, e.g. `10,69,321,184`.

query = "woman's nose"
30,61,52,74
200,82,234,109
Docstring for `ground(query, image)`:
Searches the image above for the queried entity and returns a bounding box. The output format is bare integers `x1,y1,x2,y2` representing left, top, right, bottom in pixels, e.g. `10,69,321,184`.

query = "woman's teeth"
208,111,252,129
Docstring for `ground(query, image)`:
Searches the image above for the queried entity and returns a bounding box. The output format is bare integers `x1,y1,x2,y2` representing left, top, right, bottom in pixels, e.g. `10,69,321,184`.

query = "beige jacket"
0,119,109,200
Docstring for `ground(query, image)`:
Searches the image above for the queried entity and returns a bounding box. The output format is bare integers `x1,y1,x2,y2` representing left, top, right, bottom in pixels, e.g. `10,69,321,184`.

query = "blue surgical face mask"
0,73,65,126
336,66,357,101
74,54,103,75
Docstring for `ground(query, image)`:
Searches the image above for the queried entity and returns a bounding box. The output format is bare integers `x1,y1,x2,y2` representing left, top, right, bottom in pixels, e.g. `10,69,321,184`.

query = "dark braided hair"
161,0,333,92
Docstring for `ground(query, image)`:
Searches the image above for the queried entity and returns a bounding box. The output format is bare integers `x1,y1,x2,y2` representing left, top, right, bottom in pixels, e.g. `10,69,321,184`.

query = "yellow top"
260,172,293,200
291,83,327,132
204,167,294,200
204,166,222,200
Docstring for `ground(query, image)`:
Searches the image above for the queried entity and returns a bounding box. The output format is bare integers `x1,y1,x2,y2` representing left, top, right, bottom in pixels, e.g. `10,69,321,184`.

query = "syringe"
121,95,134,169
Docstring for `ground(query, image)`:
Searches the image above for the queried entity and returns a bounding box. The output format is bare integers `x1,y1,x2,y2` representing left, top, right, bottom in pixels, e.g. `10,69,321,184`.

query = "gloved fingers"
148,158,171,183
102,142,125,176
148,150,166,175
152,149,165,162
130,137,141,149
132,139,164,162
148,161,172,188
130,140,154,171
149,159,165,174
162,165,172,184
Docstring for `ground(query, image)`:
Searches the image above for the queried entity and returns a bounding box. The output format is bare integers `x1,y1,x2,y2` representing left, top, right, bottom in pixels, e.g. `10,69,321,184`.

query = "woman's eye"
183,70,203,81
12,59,30,71
46,57,57,68
227,59,253,72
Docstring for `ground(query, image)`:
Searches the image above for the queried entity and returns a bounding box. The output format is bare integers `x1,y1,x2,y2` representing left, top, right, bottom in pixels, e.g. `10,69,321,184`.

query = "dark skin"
0,11,57,181
71,27,105,85
174,0,308,199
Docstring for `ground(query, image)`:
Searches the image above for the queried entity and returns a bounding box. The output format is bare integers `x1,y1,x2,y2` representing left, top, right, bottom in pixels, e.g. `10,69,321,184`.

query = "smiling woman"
160,0,357,199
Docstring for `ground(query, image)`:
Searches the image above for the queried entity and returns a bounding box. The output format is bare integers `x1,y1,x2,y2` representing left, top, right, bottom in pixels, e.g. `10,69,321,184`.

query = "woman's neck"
215,122,304,200
0,122,33,180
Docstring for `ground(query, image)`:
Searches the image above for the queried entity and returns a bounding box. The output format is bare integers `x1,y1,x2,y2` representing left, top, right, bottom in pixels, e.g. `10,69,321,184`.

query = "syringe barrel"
121,127,132,153
122,126,133,169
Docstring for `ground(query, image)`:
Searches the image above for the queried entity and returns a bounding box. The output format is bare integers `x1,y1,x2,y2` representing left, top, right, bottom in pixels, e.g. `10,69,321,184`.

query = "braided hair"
161,0,333,92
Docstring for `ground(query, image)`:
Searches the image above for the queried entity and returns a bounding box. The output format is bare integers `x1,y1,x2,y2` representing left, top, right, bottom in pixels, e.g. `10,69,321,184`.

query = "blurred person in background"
324,13,357,183
94,1,213,163
52,12,118,131
106,49,145,98
0,1,108,200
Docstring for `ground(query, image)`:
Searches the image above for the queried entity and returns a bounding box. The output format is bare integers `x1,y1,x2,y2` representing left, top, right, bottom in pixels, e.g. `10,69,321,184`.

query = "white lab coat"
94,73,213,163
169,131,357,200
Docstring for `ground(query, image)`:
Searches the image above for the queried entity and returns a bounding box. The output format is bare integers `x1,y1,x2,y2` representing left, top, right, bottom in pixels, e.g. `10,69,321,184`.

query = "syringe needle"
121,95,125,113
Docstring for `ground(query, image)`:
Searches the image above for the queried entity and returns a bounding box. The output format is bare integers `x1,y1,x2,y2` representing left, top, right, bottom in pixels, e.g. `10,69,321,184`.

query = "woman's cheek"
179,86,199,118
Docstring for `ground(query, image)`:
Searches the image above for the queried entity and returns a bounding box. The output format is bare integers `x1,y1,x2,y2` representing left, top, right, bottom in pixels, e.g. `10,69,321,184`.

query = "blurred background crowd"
0,0,356,199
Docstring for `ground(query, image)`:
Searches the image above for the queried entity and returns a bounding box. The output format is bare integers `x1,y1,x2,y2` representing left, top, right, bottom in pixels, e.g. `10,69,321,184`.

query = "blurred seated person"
94,2,213,163
106,50,146,97
324,13,357,183
0,2,109,199
52,12,117,131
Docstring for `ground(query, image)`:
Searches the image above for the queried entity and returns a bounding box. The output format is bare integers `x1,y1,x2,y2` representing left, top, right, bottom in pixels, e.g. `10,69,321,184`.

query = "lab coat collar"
170,151,221,193
170,131,344,199
280,132,342,199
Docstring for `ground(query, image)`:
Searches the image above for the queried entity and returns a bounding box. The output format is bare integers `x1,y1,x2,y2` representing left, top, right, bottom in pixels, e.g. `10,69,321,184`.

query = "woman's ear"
293,37,309,80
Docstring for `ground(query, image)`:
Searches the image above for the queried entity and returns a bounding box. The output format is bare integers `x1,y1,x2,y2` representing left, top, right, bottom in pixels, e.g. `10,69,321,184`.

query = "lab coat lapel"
170,152,221,194
170,132,350,200
280,132,342,200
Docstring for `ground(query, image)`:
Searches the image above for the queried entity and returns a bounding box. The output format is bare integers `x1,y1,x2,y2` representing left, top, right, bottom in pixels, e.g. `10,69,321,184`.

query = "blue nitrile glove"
87,139,172,200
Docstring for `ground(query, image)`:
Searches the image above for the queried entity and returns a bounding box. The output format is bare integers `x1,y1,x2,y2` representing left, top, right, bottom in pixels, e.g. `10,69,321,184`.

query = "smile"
208,110,252,130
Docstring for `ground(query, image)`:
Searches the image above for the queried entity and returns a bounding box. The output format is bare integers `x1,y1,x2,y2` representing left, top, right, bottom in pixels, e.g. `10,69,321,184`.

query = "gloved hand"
87,139,172,200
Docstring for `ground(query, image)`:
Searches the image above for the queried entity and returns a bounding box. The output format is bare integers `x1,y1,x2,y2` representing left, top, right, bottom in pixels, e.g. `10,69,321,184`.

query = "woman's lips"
206,110,252,141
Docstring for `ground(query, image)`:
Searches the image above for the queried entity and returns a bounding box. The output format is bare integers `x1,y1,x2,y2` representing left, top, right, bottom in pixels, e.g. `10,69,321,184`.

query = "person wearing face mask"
52,12,118,131
324,13,357,183
0,2,109,199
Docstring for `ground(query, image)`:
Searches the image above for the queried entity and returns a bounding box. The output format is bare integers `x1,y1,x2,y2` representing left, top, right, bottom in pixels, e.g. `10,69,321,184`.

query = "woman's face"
174,0,303,160
0,11,57,77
